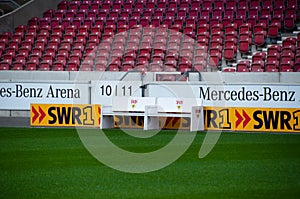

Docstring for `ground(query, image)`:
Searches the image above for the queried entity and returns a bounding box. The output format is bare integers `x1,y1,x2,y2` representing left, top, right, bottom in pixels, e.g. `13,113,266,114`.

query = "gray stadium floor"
0,117,30,127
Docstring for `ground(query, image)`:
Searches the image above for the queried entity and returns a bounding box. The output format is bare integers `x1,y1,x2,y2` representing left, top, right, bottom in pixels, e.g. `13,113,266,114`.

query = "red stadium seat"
252,52,266,63
14,25,26,37
224,47,236,62
237,64,250,72
223,67,236,72
194,61,206,72
284,15,296,30
266,67,279,72
39,62,51,71
209,52,222,68
239,38,251,55
0,60,11,70
268,45,282,55
266,60,280,70
251,60,265,71
268,22,281,39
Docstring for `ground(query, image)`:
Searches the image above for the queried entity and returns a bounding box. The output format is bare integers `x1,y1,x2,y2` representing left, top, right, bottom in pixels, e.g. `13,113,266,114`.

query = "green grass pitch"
0,127,300,198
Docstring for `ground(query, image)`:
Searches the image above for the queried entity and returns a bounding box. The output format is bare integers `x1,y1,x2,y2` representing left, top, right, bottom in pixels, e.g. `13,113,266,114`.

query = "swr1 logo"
204,108,232,130
254,110,300,131
48,106,95,125
202,107,300,132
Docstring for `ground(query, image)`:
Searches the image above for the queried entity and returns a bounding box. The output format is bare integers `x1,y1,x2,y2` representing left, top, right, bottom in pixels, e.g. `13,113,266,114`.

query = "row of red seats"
233,36,300,72
55,0,298,12
0,21,285,65
38,0,299,30
0,28,206,71
233,59,300,72
1,0,297,56
1,25,299,71
0,0,299,72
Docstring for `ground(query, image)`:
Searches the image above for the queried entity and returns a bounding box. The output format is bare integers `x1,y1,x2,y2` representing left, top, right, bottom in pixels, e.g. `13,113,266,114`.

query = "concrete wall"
70,71,129,81
0,71,145,81
199,72,281,83
0,71,299,83
0,0,61,33
279,73,300,83
0,70,69,80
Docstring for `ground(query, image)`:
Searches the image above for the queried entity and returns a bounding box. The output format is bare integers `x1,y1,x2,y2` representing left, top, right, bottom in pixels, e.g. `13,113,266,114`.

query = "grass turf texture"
0,127,300,199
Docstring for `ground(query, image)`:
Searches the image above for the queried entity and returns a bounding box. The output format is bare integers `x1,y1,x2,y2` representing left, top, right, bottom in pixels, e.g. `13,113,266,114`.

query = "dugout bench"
100,97,204,131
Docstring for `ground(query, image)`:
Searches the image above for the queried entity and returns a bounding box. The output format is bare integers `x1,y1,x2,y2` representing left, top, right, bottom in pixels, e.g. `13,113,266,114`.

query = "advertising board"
0,82,89,110
147,84,300,108
30,104,101,127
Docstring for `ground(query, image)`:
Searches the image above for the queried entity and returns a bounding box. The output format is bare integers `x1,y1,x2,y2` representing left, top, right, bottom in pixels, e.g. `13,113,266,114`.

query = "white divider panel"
112,97,156,112
156,98,203,113
144,105,159,130
100,114,114,129
190,106,204,132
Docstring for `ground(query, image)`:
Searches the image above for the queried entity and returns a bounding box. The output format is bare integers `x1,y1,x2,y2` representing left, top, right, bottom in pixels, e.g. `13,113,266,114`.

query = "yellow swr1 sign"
204,107,300,132
30,104,101,127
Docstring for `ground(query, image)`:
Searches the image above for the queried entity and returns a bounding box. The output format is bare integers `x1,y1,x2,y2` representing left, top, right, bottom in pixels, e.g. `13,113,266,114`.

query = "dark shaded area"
0,0,31,15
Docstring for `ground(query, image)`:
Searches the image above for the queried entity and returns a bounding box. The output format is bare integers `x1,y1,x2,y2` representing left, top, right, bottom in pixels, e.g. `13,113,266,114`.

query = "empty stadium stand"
0,0,300,73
